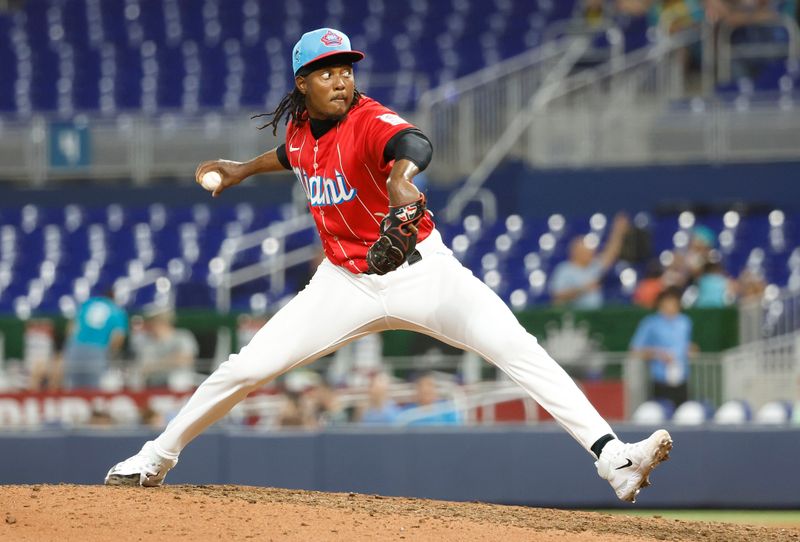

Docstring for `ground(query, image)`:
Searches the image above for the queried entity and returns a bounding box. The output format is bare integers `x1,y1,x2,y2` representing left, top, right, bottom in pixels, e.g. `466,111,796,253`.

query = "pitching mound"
2,485,798,542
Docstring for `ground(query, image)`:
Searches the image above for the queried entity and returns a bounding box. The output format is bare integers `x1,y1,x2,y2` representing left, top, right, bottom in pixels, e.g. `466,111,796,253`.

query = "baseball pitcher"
105,28,672,503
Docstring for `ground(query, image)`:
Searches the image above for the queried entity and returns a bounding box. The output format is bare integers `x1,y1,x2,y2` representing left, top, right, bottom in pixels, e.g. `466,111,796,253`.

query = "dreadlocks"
252,88,363,136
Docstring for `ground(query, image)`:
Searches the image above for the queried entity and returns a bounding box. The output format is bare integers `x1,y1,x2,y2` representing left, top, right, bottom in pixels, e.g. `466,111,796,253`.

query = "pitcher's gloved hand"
366,195,427,275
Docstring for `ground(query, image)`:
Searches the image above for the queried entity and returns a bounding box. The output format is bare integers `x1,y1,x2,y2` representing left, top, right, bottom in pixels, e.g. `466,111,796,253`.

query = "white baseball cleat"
104,441,178,487
595,429,673,503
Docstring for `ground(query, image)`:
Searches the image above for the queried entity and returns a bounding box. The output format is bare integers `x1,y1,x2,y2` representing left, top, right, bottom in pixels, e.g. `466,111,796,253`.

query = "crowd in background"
551,212,764,312
579,0,797,33
274,371,462,430
0,209,778,425
12,295,200,394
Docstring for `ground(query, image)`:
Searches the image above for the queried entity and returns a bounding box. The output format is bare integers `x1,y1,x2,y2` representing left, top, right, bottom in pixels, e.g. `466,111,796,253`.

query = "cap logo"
320,30,343,47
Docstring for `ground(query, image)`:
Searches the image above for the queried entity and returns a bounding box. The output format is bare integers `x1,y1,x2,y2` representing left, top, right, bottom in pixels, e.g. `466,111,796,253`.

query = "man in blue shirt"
550,213,629,309
396,372,461,426
62,291,128,389
630,287,693,407
359,373,401,425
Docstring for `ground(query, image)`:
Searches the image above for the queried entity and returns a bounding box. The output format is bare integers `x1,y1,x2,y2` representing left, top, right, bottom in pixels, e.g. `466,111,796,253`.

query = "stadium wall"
1,427,797,508
434,160,800,218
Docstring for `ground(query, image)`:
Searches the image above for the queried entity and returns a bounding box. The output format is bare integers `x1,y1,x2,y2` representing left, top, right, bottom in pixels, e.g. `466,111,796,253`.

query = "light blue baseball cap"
292,28,365,76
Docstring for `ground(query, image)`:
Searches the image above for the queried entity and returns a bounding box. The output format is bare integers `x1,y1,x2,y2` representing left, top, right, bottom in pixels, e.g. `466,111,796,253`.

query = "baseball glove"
366,195,427,275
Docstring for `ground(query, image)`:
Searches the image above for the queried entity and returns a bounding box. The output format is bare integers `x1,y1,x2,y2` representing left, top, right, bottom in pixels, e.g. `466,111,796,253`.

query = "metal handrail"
113,267,168,307
543,19,626,67
717,15,800,83
417,39,576,110
214,213,317,312
443,36,591,223
442,28,702,222
218,213,315,265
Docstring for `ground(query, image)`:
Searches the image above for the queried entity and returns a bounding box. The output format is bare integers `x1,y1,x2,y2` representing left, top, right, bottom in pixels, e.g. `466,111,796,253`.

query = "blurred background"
0,0,798,510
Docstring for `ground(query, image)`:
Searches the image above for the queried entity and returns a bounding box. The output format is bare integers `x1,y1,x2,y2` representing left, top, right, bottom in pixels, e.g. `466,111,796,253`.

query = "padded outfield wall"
0,427,797,509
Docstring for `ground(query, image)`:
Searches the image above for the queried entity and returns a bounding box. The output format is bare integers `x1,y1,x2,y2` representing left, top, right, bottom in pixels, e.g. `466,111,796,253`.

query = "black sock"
591,434,616,459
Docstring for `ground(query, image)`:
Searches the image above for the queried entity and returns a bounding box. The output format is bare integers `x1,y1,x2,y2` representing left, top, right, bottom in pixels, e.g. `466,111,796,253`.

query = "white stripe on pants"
154,229,614,458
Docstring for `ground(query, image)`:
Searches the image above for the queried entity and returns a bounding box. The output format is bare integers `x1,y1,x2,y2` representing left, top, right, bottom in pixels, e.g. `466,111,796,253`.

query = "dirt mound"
1,484,798,542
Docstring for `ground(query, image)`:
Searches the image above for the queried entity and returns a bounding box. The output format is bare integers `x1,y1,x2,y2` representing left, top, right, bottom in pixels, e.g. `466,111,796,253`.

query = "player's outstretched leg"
383,244,673,502
105,261,385,486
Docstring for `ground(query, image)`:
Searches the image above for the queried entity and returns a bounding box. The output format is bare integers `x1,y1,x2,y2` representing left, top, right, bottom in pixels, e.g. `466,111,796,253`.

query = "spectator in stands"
396,372,461,426
630,287,695,407
139,406,166,430
550,213,630,309
358,372,401,425
277,391,314,428
648,0,705,34
633,260,665,309
88,409,115,427
576,0,654,28
710,0,782,28
736,268,767,302
686,225,717,280
327,334,385,388
695,260,735,307
580,0,609,28
23,319,60,391
134,306,199,389
62,290,128,390
310,382,349,426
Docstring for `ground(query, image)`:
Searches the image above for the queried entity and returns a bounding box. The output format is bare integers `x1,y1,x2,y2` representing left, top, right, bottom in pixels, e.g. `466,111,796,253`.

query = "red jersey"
285,96,434,274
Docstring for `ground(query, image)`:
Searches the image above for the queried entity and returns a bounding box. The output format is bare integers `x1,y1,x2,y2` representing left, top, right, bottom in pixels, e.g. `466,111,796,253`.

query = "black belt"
364,249,422,274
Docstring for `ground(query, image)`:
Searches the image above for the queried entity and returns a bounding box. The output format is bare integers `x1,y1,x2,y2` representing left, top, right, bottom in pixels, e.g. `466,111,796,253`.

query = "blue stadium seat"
0,0,587,114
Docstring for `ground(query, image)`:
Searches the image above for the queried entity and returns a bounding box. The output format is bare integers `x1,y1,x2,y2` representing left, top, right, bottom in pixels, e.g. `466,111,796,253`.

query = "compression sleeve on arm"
383,129,433,172
276,144,291,171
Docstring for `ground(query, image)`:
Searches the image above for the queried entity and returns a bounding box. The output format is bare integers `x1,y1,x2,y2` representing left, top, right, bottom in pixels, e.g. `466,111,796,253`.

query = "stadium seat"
672,401,713,426
0,0,591,114
631,400,673,425
713,400,752,424
754,401,793,425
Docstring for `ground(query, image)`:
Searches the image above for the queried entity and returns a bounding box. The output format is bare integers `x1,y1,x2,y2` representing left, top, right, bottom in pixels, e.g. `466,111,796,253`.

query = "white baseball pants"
154,229,614,459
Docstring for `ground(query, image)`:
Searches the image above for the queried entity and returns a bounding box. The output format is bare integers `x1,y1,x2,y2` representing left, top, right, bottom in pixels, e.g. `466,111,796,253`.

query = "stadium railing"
739,287,800,343
426,27,697,220
717,15,800,84
416,37,584,184
722,330,799,412
210,212,317,312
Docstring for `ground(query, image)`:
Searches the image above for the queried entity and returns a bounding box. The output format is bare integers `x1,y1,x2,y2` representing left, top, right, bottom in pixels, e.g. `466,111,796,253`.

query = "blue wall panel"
1,427,798,508
425,160,800,218
225,431,318,489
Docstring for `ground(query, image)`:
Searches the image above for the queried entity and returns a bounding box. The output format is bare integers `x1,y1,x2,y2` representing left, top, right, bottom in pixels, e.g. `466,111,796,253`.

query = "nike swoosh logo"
615,458,633,470
289,145,300,152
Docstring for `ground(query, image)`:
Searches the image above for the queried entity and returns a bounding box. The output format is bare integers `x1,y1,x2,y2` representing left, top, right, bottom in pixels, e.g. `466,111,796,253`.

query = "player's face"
298,64,355,120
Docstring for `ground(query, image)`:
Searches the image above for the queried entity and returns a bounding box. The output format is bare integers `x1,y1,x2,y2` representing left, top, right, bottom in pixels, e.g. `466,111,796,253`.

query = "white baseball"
201,171,222,191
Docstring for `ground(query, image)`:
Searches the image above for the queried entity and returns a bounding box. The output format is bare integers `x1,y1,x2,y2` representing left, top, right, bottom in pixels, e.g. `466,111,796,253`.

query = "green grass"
593,509,800,527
